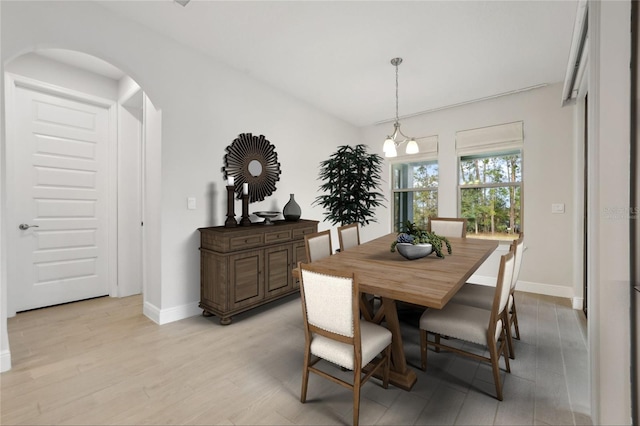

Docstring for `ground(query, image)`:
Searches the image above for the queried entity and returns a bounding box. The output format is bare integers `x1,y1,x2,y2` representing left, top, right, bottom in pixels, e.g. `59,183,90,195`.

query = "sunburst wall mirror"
222,133,281,203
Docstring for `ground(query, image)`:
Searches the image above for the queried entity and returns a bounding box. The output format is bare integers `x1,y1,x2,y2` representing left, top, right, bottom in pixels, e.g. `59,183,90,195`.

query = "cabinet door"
229,250,264,309
264,244,293,297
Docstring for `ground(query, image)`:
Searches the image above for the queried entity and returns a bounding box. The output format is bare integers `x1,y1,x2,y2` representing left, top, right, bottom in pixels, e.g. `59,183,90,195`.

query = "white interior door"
9,82,111,312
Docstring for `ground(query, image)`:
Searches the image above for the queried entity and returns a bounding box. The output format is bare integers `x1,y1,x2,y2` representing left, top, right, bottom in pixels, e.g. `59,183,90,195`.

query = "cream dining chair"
399,217,467,321
419,244,515,401
427,217,467,238
337,223,360,252
450,233,524,358
337,222,383,308
304,230,332,263
298,262,392,426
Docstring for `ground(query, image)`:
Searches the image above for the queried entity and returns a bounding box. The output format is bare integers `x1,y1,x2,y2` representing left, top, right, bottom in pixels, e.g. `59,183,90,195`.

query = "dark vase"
283,193,301,221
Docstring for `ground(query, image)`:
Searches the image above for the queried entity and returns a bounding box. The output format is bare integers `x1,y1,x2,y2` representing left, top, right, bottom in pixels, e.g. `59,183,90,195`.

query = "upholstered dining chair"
298,262,392,426
398,216,467,323
337,223,360,252
304,230,332,263
427,217,467,238
419,246,515,401
450,234,524,358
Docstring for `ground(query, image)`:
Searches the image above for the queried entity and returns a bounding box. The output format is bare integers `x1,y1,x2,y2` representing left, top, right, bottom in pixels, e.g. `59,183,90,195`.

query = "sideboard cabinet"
198,219,318,325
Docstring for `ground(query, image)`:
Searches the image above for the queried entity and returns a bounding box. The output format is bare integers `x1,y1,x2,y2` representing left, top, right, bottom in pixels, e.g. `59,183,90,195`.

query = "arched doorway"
3,49,161,315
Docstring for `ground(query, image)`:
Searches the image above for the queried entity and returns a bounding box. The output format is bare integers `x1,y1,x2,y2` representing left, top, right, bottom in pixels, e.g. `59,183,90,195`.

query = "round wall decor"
222,133,281,202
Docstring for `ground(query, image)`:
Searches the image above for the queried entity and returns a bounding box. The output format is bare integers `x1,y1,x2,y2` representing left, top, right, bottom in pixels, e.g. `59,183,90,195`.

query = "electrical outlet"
187,197,196,210
551,203,565,214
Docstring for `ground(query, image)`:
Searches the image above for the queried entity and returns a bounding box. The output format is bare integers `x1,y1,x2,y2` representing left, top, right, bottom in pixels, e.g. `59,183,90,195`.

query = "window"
459,150,522,240
392,160,438,231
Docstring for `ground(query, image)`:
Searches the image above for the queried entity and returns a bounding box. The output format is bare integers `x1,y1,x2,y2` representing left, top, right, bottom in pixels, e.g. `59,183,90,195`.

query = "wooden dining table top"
297,233,499,309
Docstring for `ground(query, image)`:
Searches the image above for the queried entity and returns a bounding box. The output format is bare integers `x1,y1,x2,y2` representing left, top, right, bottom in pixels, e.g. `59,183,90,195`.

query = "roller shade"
394,135,438,159
456,121,523,155
418,135,438,155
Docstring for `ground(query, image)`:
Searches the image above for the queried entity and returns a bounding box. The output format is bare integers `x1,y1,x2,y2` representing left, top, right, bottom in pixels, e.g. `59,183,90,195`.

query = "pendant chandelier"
382,57,419,158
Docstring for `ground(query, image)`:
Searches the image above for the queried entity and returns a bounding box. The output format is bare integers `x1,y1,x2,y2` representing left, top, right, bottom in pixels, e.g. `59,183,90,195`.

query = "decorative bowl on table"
390,221,452,259
253,211,280,225
395,243,433,260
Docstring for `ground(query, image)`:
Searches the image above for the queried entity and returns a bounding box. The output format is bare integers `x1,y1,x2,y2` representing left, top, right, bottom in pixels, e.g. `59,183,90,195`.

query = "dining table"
293,232,498,391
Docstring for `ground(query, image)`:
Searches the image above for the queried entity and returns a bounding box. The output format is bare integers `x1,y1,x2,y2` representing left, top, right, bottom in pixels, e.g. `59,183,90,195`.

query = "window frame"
389,152,439,232
457,149,524,240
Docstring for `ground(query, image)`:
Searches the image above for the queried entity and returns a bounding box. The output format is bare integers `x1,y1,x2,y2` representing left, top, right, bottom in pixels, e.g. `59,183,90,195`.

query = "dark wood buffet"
198,219,318,324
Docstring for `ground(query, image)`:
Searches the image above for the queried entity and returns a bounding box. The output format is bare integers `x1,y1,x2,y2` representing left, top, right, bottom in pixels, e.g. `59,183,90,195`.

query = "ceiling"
86,0,578,127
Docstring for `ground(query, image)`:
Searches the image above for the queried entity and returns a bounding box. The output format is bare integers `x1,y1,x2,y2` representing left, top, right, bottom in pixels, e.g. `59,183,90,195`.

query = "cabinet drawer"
265,229,292,244
229,234,264,250
293,227,316,239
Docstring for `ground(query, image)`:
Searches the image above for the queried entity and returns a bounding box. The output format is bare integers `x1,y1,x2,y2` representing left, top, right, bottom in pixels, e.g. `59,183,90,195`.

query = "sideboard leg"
202,310,213,317
220,317,232,325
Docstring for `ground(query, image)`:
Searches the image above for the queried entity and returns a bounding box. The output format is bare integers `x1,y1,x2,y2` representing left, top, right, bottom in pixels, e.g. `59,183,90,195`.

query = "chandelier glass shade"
383,57,418,158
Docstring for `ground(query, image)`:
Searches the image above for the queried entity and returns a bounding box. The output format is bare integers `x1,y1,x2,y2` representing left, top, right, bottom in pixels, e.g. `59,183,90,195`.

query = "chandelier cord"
384,57,418,156
395,61,399,125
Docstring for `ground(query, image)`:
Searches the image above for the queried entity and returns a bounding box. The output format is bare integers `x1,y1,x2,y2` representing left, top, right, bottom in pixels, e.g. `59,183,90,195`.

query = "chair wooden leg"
504,312,515,359
511,300,521,340
353,366,361,426
501,334,511,373
434,334,441,353
488,338,503,401
420,330,427,371
300,347,311,403
382,346,391,389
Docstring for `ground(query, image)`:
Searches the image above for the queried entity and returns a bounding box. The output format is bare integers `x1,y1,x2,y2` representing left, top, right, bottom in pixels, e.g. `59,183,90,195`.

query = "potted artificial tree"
314,144,385,226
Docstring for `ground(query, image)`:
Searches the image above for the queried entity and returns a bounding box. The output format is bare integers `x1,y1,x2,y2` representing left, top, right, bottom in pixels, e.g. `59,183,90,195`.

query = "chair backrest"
304,230,332,263
299,263,358,339
338,223,360,252
492,247,516,321
428,217,467,238
510,233,524,292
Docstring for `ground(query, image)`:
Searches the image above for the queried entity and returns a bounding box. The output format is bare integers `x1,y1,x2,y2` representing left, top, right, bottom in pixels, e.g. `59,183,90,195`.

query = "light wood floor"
1,291,590,425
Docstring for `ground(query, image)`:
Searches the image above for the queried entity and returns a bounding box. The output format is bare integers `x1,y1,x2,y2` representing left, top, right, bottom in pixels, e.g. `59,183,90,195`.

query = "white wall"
117,78,143,298
0,0,361,367
0,0,7,373
588,1,632,424
362,83,576,297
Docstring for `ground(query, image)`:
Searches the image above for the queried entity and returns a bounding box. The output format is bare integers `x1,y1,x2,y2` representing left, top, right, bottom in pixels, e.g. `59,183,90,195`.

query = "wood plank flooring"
1,291,590,425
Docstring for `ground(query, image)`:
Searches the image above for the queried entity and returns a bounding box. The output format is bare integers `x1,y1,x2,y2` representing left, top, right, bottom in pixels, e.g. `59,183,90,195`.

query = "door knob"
18,223,39,230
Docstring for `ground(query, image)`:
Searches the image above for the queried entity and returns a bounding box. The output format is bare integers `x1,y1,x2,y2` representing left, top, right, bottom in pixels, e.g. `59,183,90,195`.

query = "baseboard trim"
467,275,574,299
572,297,584,310
1,349,12,372
143,301,161,324
143,301,201,325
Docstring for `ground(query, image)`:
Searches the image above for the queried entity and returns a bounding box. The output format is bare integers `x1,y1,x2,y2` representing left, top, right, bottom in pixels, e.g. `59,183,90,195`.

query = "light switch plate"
187,197,196,210
551,203,565,214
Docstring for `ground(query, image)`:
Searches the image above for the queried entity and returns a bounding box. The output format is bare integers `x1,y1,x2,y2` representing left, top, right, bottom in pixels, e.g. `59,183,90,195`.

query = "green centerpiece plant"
390,220,452,258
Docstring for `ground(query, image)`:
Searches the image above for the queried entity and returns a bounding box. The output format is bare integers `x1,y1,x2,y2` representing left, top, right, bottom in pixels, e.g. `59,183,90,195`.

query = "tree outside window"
459,151,522,240
392,160,438,231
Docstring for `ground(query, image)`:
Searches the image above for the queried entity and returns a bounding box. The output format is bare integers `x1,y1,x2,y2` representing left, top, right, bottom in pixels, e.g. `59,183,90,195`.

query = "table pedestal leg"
360,294,417,391
381,297,417,391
